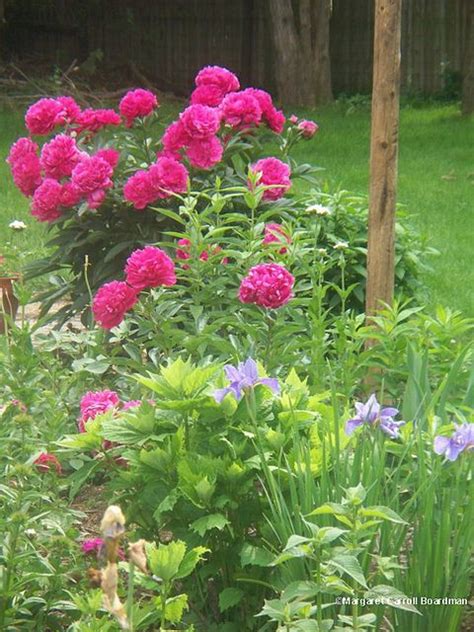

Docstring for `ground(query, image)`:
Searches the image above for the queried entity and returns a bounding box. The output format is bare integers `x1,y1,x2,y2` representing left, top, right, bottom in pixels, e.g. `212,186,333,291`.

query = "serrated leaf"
219,587,244,612
281,581,320,603
328,554,367,589
175,546,209,579
190,513,230,537
146,540,186,582
162,593,188,623
364,585,421,614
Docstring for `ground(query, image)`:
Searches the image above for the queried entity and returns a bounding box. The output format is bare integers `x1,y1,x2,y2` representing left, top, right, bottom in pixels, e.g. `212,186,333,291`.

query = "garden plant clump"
1,65,473,631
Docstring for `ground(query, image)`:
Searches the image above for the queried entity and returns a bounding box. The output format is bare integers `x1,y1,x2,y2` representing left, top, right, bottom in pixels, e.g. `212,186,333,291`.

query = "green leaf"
190,513,230,537
328,554,367,589
240,543,274,567
281,581,320,603
71,358,111,375
162,593,188,623
308,503,348,517
146,540,186,582
317,527,347,545
364,585,421,614
175,546,209,579
360,506,407,524
219,587,244,612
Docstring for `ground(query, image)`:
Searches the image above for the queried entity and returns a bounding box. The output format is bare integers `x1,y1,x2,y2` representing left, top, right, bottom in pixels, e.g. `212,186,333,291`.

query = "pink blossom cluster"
160,104,223,170
78,389,141,432
124,156,189,209
191,65,240,106
239,263,295,309
250,157,292,201
24,95,124,137
92,246,177,329
220,88,285,133
28,149,118,221
8,127,120,220
157,66,285,172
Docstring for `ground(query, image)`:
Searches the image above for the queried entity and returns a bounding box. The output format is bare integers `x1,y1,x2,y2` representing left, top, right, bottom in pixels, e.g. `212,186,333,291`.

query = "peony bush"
8,65,429,327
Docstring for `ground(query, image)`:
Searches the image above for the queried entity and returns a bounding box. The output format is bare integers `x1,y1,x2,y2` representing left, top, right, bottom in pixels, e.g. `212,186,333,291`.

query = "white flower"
317,248,328,256
306,204,332,216
333,241,349,250
9,220,27,231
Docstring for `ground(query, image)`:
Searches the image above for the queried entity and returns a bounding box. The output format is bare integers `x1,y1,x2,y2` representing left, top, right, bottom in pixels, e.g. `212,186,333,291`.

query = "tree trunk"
461,0,474,115
366,0,402,317
268,0,333,105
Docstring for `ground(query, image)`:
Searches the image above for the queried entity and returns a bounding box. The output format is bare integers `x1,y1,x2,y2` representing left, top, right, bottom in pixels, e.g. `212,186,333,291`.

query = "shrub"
7,68,432,325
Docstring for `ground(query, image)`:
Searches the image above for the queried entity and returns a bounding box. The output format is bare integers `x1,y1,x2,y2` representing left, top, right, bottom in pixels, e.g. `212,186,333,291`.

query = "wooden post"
366,0,402,317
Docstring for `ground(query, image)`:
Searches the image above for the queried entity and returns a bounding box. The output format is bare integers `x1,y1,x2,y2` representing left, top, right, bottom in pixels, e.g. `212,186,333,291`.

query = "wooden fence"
4,0,469,98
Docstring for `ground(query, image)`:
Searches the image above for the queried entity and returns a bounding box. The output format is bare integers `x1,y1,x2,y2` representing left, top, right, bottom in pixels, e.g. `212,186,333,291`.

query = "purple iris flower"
214,358,280,403
433,423,474,461
345,394,405,438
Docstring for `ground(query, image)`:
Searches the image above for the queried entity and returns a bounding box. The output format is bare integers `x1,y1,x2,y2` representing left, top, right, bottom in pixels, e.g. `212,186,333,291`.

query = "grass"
0,99,472,314
293,101,474,315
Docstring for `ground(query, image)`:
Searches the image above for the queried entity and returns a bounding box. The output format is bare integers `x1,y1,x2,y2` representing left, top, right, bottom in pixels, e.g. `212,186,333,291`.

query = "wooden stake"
366,0,402,317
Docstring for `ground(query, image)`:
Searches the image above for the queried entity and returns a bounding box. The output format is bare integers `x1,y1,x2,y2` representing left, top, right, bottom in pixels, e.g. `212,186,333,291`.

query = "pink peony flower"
55,96,81,123
71,154,114,209
60,182,81,207
7,137,39,164
125,246,177,290
195,66,240,93
123,170,155,210
31,178,64,222
40,134,81,179
162,120,190,154
34,452,62,474
266,108,286,133
179,104,221,140
186,136,223,169
250,157,291,201
79,389,120,431
148,156,188,198
298,120,319,139
75,108,121,134
263,223,291,254
190,84,227,107
10,153,42,197
95,148,121,168
239,263,294,309
25,98,64,135
92,281,138,330
119,88,159,126
220,91,262,129
7,138,42,196
289,114,299,124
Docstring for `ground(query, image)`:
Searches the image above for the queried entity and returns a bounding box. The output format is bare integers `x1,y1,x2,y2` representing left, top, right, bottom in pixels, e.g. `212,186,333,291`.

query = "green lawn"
1,101,472,314
293,102,474,315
